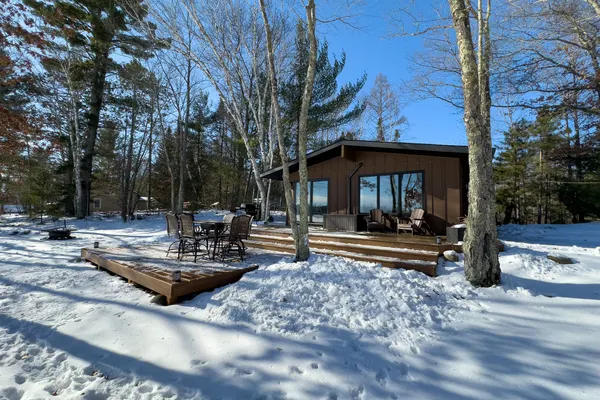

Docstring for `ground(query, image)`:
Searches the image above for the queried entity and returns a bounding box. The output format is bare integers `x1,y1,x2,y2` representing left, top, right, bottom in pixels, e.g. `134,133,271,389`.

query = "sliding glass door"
295,180,329,223
311,181,328,223
359,172,424,216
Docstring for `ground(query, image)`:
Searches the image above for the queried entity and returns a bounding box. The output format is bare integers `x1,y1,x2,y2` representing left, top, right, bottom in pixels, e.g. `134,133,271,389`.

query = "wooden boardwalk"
81,248,258,305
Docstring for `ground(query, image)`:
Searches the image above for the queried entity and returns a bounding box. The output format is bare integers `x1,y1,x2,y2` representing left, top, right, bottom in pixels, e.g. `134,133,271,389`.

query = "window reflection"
359,172,424,215
379,175,399,213
294,180,328,223
401,173,423,216
359,176,377,213
311,181,328,223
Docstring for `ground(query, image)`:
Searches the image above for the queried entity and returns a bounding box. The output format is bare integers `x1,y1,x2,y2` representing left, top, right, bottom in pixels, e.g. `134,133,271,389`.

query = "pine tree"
494,120,533,224
25,0,161,217
281,21,366,155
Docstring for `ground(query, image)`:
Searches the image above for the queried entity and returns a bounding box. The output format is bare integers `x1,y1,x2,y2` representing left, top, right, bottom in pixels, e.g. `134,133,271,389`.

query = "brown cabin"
261,140,469,235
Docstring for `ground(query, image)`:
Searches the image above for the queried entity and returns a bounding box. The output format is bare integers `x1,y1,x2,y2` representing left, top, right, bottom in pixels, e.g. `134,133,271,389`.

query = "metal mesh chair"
177,213,209,262
216,214,252,261
165,213,183,258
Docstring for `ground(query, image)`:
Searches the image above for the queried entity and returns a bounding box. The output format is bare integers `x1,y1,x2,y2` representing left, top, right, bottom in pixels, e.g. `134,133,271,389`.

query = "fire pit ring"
42,220,77,240
47,229,74,240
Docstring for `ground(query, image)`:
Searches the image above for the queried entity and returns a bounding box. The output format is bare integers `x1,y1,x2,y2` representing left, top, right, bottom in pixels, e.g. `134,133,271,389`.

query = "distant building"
89,190,149,213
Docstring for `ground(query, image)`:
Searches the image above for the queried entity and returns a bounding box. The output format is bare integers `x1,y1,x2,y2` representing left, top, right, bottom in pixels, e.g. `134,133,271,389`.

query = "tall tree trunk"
449,0,500,286
295,0,318,261
64,140,75,217
122,90,136,222
80,48,110,217
177,57,192,214
70,121,84,219
259,0,300,252
572,104,585,222
583,0,600,16
64,59,85,219
148,101,154,211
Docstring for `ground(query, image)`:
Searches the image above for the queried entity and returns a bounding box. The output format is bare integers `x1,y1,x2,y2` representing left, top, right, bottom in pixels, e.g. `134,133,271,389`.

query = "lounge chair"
366,209,386,232
396,208,434,236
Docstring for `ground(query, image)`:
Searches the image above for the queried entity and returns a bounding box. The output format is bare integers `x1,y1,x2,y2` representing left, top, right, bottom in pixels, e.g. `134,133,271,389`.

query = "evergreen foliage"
281,21,366,155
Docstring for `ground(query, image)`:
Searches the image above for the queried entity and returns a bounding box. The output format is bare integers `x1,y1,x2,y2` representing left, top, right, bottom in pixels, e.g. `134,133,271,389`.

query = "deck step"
250,234,439,262
244,239,437,277
251,228,451,253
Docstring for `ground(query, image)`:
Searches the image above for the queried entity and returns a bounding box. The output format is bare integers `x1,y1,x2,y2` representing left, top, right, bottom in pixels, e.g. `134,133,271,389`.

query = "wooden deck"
246,227,455,277
81,248,258,305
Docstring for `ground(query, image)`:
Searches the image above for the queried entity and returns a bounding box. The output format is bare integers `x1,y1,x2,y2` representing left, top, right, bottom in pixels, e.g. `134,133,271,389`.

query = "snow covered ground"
0,215,599,399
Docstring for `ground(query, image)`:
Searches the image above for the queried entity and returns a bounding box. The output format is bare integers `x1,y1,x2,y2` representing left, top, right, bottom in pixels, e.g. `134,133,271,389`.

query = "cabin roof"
260,139,469,180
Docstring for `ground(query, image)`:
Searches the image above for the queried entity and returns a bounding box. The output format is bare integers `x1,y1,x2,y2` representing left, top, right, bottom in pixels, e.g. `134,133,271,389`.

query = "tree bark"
121,86,137,222
295,0,318,261
583,0,600,16
80,48,110,217
259,0,300,252
62,53,85,219
449,0,500,287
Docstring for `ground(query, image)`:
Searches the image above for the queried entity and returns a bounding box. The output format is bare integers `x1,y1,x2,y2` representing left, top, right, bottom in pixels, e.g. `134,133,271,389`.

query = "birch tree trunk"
259,0,317,260
295,0,318,261
61,54,85,219
583,0,600,16
259,0,300,253
448,0,500,286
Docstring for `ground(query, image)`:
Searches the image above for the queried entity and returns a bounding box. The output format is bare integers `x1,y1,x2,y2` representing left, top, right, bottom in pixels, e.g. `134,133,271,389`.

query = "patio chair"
165,213,183,258
216,214,253,261
366,209,386,232
396,208,434,236
219,213,235,235
177,213,209,262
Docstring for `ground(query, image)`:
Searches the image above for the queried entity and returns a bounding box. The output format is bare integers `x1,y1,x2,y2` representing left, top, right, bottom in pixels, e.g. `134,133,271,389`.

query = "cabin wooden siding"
289,151,463,234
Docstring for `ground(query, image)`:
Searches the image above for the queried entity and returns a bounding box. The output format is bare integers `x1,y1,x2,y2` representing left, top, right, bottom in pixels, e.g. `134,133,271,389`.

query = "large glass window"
401,172,424,216
311,181,328,223
379,175,399,213
359,172,424,216
359,176,377,213
295,180,329,223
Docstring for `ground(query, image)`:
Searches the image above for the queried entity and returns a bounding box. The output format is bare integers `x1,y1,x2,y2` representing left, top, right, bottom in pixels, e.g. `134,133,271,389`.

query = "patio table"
194,220,230,260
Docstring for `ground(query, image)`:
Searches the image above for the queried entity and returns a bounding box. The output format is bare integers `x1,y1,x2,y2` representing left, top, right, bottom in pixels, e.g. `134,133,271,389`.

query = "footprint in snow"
311,363,319,369
396,362,409,377
350,384,365,400
233,367,253,376
289,366,304,375
375,368,388,387
137,384,153,394
316,351,323,357
190,359,208,367
1,386,24,400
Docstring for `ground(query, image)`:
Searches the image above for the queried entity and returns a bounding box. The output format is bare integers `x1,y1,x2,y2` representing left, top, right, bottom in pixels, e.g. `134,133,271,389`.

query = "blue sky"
317,0,506,147
322,26,467,146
